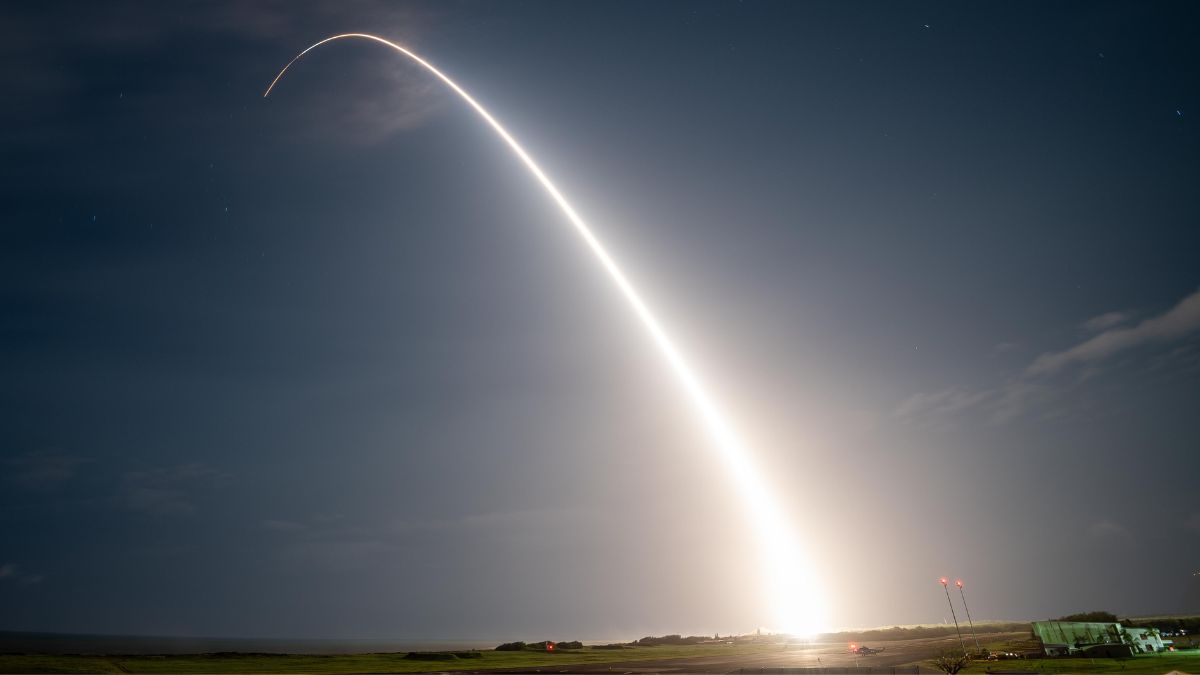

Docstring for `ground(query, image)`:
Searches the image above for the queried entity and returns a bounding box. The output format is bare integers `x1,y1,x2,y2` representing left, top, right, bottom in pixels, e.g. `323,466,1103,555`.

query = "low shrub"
404,652,458,661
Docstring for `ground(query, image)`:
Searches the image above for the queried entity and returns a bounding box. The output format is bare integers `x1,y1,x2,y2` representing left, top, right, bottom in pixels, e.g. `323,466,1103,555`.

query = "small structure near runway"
1031,620,1165,656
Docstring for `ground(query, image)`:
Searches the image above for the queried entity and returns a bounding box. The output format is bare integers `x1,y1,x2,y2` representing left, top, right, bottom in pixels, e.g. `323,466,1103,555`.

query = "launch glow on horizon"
265,33,827,635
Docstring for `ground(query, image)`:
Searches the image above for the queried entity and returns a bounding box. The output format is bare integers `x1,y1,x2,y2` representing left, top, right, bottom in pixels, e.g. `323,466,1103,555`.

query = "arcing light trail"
265,33,827,635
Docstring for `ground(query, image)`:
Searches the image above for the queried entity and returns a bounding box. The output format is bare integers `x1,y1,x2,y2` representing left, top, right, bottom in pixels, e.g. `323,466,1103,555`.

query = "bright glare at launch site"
2,3,1198,674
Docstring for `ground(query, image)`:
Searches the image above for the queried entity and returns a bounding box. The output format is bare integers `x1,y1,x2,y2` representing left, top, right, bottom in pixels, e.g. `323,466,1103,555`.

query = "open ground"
6,627,1198,674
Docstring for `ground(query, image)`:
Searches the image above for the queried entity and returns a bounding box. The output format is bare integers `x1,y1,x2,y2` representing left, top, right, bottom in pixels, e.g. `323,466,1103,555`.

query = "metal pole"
940,578,967,653
956,580,981,651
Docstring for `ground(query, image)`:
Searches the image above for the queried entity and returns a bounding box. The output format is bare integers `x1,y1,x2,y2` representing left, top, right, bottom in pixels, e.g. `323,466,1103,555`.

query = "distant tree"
1057,611,1119,623
398,650,482,659
635,634,702,647
929,649,972,675
495,641,526,651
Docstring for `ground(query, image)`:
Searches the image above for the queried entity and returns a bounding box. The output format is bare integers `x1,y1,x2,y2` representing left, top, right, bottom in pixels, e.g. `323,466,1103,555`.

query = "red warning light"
850,644,856,650
939,577,948,585
546,642,555,652
955,579,963,588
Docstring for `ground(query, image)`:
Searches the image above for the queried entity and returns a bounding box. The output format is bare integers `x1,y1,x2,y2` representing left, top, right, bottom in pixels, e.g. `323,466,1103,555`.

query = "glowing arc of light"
265,33,826,635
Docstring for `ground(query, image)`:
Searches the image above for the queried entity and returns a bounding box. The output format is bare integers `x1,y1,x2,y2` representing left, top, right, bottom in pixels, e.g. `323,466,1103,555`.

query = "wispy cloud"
264,508,591,572
1185,513,1200,535
991,341,1020,356
986,380,1057,425
1028,289,1200,376
4,451,88,489
261,519,309,532
264,508,580,541
2,2,444,149
1147,343,1200,376
121,463,226,517
274,60,449,145
1080,311,1131,333
894,288,1200,426
0,563,45,585
1087,519,1132,542
892,388,993,425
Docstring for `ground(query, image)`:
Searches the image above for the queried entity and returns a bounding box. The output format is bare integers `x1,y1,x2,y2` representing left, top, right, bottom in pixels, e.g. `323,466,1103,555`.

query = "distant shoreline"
0,624,1027,656
3,618,1186,656
0,631,501,655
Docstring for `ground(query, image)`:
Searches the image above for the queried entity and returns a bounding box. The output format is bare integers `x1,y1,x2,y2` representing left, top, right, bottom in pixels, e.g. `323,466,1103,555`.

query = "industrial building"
1031,620,1166,656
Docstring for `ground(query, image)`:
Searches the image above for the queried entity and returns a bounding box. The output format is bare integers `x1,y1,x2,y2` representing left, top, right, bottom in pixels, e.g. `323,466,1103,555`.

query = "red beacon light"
955,579,963,588
546,642,555,652
939,577,948,585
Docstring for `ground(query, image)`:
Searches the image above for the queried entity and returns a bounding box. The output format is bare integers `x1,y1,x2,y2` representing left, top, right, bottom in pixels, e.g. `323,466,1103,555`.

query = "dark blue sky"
2,1,1198,640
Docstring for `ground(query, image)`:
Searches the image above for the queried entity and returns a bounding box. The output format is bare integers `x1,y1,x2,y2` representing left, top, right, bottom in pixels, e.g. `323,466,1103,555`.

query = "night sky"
3,1,1199,640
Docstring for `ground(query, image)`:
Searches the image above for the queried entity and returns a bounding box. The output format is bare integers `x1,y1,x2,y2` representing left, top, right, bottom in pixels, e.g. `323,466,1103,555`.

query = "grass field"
4,636,1198,674
966,650,1200,673
0,643,777,674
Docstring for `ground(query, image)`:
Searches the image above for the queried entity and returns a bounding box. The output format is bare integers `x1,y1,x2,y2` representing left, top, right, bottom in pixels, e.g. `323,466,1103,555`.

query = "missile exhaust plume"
265,33,827,635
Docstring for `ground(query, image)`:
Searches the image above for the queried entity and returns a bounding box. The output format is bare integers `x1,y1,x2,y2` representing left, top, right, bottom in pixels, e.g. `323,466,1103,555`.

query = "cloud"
265,508,593,564
4,451,87,488
1080,311,1131,333
1185,513,1200,535
1087,519,1132,541
261,519,308,532
1,2,444,151
0,563,45,585
264,508,592,573
1147,343,1200,376
991,341,1020,355
892,379,1057,426
268,508,579,541
986,380,1055,424
895,288,1200,426
274,58,449,145
1028,289,1200,376
1,2,435,52
892,388,992,424
120,463,225,517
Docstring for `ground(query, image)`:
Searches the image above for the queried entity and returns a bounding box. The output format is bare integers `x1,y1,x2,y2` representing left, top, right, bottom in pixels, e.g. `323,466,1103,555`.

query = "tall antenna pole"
940,577,967,653
956,579,981,651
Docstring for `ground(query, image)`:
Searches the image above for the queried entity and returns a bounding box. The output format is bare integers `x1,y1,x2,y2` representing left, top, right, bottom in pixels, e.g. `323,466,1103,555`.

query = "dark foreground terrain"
4,629,1198,674
481,633,1018,673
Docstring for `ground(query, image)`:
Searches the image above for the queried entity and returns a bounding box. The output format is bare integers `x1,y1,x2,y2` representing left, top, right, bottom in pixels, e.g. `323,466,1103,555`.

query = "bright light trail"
265,33,827,635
